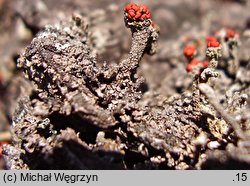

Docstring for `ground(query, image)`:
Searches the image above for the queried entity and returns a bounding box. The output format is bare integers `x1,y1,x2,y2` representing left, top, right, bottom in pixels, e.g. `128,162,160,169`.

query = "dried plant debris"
2,2,250,170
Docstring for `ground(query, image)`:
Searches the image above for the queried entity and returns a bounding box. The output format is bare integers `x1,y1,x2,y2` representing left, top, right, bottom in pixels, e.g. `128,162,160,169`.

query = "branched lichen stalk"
119,28,151,73
200,44,222,82
118,3,158,77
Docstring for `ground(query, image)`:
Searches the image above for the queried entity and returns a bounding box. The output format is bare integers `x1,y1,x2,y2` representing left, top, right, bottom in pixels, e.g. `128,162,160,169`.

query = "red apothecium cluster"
225,28,239,39
183,43,209,74
206,36,220,47
183,44,196,58
186,59,209,73
124,2,151,21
